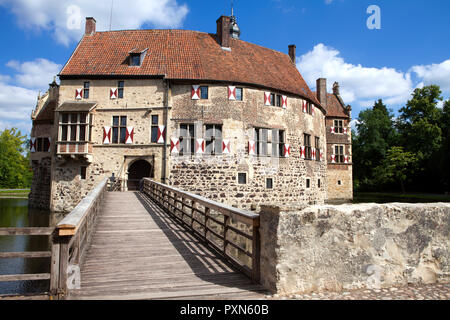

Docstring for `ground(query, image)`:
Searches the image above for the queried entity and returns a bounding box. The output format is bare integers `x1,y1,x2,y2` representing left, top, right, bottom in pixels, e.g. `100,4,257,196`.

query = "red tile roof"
312,91,350,118
60,30,322,107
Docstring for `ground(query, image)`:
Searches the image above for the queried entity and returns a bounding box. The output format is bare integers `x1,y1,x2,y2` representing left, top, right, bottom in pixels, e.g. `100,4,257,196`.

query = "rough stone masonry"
259,202,450,294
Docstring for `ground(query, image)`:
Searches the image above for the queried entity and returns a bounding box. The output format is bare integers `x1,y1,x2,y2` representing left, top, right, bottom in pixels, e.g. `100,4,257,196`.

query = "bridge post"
252,222,261,284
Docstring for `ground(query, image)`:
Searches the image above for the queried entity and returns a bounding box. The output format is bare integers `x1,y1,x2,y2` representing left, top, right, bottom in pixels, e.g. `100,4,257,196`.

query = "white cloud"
7,59,61,89
297,43,414,109
0,0,189,45
0,81,37,122
411,60,450,92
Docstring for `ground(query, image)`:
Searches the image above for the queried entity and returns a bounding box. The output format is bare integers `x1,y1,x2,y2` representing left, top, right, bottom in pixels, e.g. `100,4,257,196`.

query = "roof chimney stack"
216,16,231,48
85,17,96,35
288,45,296,64
316,78,327,108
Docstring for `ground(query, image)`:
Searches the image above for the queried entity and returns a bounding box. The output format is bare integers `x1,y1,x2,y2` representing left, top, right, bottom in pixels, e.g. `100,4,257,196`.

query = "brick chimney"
288,45,296,64
316,78,327,108
85,17,96,35
216,16,231,48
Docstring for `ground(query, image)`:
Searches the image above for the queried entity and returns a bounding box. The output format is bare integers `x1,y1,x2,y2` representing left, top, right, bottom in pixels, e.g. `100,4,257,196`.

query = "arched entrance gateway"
127,159,153,191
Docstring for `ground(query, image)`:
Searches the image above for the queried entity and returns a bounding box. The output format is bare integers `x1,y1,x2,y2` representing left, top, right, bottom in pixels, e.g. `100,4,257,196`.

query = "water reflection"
0,199,64,296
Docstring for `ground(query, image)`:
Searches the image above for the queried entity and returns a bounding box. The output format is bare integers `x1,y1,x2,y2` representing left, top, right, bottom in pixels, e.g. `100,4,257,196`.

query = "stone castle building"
29,15,353,212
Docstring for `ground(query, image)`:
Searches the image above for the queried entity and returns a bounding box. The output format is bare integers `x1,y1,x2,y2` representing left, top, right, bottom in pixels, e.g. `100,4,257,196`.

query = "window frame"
235,87,243,101
151,115,159,143
304,133,312,160
200,86,209,99
179,123,195,156
266,178,274,189
255,127,269,157
205,124,223,155
315,136,321,162
335,145,345,163
118,81,124,99
238,173,247,185
130,54,141,66
83,82,90,99
58,113,90,143
80,166,87,180
334,120,344,133
112,116,128,144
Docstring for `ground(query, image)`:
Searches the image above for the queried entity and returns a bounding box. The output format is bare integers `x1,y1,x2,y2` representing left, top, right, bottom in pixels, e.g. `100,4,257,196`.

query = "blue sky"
0,0,449,134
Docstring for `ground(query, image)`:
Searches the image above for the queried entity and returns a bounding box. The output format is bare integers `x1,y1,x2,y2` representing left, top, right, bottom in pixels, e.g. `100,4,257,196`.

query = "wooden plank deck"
68,192,268,300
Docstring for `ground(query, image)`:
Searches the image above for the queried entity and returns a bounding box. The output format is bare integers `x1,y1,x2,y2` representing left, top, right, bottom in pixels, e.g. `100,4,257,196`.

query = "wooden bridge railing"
141,178,261,283
51,177,108,298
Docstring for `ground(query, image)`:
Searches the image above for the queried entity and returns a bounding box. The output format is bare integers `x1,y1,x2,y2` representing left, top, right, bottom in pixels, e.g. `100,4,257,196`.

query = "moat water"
0,198,63,296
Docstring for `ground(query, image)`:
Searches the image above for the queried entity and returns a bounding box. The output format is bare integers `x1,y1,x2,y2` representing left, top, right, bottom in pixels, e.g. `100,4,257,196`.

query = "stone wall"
29,157,52,210
259,203,450,294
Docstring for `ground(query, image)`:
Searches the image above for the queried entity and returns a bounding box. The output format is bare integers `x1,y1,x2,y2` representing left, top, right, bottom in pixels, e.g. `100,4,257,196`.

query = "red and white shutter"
331,154,336,163
283,144,291,158
103,127,111,144
320,150,324,162
264,92,271,106
47,137,51,153
195,139,205,154
110,88,118,99
170,137,180,154
157,125,165,144
312,104,315,116
191,85,200,100
75,88,83,100
281,96,288,109
222,139,231,154
344,155,350,164
343,127,348,135
30,138,36,152
312,147,316,160
300,146,306,159
330,127,336,134
248,141,256,155
228,86,236,100
125,127,134,144
302,101,307,113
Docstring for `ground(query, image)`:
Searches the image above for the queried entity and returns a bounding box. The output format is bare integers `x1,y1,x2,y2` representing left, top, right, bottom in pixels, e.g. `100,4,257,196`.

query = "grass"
0,189,30,197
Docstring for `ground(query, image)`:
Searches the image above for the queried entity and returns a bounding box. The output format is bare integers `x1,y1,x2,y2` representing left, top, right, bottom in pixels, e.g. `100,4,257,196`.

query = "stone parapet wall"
259,203,450,294
29,157,52,210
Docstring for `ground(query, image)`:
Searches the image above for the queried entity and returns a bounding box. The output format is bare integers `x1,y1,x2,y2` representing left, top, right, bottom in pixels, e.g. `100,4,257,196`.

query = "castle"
29,15,353,213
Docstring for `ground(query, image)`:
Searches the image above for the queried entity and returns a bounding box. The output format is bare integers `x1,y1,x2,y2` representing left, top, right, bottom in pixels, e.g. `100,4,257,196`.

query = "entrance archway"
127,159,153,191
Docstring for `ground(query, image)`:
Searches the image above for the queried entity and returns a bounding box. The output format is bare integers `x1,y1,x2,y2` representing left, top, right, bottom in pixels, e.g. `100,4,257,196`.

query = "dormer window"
128,48,148,67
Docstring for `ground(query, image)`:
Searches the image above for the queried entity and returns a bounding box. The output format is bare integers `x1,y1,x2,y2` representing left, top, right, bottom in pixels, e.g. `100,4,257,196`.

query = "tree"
0,128,32,189
353,99,397,190
373,147,418,193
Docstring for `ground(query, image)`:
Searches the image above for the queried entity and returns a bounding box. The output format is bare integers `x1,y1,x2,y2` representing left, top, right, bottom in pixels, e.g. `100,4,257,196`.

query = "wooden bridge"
0,179,267,300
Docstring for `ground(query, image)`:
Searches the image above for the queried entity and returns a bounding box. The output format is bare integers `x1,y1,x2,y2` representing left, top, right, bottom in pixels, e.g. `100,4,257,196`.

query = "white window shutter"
157,125,165,144
75,88,83,100
248,140,256,155
30,138,36,152
228,86,236,100
103,127,111,144
125,127,134,144
264,92,271,106
222,139,231,154
110,88,118,99
331,154,336,163
196,139,205,154
191,85,200,100
170,137,180,154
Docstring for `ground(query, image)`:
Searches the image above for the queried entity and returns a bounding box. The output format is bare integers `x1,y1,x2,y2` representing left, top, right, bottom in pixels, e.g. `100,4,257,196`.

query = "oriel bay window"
59,113,90,142
205,124,222,155
112,116,128,144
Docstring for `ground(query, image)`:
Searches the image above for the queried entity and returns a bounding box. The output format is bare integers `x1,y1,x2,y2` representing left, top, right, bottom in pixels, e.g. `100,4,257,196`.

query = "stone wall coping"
56,178,108,234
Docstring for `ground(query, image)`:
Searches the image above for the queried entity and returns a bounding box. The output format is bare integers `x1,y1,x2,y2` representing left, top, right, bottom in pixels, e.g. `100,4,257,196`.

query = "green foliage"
0,128,32,189
373,147,418,193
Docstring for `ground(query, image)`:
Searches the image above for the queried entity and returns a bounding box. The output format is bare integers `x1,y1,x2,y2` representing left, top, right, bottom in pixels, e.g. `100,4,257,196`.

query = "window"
275,94,282,107
112,116,127,144
205,124,222,155
80,166,87,180
238,173,247,184
272,129,285,157
306,102,313,115
59,113,89,142
151,115,159,143
180,123,195,155
270,93,275,106
43,137,50,152
306,178,311,189
118,81,124,99
266,178,273,189
37,137,43,152
83,82,90,99
200,86,208,99
236,87,243,101
130,54,141,66
315,137,321,162
318,179,321,188
335,145,345,163
334,120,344,133
338,180,342,186
255,128,268,156
304,133,312,160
